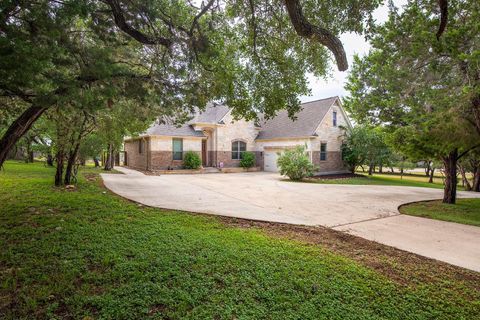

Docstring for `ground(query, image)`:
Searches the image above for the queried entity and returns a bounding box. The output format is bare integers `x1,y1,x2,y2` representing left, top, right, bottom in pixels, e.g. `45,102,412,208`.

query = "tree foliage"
0,0,384,167
344,0,480,203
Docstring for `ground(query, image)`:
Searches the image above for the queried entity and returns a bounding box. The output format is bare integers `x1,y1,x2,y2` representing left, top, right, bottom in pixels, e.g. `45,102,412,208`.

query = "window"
172,138,183,160
138,140,143,154
320,143,327,161
333,111,337,127
232,140,246,160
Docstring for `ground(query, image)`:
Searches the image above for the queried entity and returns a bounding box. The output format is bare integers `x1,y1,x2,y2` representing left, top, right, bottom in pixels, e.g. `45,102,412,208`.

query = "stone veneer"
124,102,348,173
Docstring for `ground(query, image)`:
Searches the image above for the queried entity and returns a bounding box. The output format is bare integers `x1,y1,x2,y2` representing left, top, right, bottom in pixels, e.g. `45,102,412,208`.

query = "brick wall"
312,151,346,172
150,151,202,170
215,151,263,169
124,139,148,170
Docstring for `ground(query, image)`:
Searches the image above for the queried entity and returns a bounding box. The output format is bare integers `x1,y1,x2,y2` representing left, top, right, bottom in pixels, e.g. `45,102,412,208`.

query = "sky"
300,0,408,103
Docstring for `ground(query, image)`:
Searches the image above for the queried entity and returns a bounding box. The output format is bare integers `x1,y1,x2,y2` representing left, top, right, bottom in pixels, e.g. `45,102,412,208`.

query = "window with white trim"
333,111,337,127
172,138,183,160
320,143,327,161
232,140,246,160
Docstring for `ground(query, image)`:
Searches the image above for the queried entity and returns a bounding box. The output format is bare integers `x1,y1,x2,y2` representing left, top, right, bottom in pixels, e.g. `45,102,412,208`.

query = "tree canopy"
344,0,480,203
0,0,384,167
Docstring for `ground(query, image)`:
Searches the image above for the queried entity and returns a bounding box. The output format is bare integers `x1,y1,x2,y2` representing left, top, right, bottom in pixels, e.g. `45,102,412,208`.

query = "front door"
202,140,207,166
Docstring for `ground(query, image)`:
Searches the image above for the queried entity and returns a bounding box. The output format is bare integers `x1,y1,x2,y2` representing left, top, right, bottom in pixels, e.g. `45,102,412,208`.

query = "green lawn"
306,172,462,190
1,162,480,319
400,199,480,226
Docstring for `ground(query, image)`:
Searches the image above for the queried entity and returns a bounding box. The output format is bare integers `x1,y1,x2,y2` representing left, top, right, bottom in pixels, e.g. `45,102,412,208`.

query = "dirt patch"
310,173,366,180
83,173,98,182
217,216,480,293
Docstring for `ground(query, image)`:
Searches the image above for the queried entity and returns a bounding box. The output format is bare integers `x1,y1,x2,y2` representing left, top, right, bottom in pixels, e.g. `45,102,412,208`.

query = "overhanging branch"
284,0,348,71
436,0,448,40
104,0,172,47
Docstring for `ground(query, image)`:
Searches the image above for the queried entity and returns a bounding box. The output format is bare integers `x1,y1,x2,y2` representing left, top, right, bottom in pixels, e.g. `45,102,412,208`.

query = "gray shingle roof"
256,97,338,140
144,103,229,137
143,97,338,139
191,103,230,124
145,122,205,137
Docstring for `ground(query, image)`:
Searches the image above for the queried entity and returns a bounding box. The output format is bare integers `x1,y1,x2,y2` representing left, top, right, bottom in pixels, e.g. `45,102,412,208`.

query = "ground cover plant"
1,161,479,319
400,199,480,227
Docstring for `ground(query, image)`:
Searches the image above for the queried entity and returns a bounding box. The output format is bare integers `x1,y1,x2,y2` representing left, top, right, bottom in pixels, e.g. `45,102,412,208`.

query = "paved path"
102,167,480,272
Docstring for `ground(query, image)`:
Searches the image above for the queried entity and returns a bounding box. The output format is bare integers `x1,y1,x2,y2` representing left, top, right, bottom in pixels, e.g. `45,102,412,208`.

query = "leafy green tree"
341,125,392,174
344,0,480,204
458,149,480,192
0,0,384,168
277,145,315,181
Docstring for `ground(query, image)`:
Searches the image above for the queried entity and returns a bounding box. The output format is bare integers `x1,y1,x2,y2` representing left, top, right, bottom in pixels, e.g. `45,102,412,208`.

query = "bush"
183,151,202,169
240,151,256,168
277,145,315,181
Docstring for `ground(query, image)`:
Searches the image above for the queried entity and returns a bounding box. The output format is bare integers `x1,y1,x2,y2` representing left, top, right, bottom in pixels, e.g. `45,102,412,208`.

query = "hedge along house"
123,96,352,173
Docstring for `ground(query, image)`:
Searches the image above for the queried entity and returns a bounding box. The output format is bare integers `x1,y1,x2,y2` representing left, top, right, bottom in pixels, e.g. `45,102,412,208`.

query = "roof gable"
256,96,338,140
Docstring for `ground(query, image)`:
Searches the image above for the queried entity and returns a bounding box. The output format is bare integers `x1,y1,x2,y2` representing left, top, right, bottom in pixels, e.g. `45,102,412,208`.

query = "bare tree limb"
284,0,348,71
436,0,448,40
104,0,172,47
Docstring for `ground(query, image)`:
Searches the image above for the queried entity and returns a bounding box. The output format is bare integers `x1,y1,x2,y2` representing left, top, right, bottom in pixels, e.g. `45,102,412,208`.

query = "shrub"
183,151,202,169
240,151,256,168
277,145,315,181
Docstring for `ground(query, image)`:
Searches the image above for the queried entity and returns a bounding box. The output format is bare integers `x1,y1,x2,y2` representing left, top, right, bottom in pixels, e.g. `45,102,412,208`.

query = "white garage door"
264,151,280,172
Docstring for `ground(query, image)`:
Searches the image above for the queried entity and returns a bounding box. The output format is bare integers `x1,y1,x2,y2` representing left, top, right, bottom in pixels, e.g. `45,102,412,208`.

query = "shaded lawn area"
305,172,464,190
400,199,480,227
1,162,480,319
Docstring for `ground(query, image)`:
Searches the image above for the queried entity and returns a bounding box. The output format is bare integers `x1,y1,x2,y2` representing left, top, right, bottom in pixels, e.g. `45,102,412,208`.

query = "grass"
1,161,480,319
400,199,480,226
306,172,463,190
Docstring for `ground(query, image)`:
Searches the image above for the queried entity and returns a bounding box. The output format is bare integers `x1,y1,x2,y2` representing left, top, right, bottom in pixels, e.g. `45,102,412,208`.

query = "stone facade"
124,99,349,173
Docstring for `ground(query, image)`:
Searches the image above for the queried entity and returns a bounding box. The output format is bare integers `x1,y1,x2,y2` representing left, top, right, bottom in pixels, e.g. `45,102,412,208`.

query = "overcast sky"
300,0,408,102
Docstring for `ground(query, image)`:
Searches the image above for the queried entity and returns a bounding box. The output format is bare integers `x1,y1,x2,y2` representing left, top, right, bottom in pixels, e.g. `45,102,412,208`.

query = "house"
123,96,351,173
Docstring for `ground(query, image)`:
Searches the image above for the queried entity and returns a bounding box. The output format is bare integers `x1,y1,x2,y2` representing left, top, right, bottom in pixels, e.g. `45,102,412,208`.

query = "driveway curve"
102,167,480,272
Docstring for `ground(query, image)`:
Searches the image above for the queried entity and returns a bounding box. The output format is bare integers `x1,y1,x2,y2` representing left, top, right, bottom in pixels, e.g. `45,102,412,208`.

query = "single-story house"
124,96,351,173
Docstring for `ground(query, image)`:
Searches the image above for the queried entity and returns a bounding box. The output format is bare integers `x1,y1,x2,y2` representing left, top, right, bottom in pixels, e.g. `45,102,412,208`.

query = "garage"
263,150,280,172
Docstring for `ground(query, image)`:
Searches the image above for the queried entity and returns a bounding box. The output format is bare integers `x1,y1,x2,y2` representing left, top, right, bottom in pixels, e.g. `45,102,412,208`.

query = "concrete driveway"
102,167,480,272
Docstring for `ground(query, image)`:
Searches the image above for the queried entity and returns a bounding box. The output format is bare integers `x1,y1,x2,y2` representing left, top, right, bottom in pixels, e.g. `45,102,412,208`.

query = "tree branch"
284,0,348,71
104,0,172,47
436,0,448,40
458,144,480,160
190,0,216,35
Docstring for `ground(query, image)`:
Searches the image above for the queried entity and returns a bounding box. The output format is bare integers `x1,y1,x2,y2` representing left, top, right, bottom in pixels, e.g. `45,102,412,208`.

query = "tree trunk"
55,150,65,187
379,165,383,173
64,142,80,185
442,149,458,204
473,170,480,192
104,144,114,171
368,163,374,175
0,105,48,168
425,162,430,177
46,153,54,166
428,167,435,184
94,157,100,167
458,165,471,191
390,167,394,173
